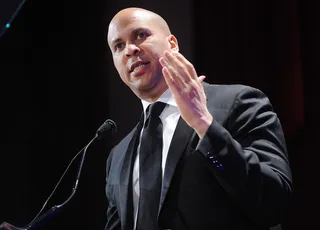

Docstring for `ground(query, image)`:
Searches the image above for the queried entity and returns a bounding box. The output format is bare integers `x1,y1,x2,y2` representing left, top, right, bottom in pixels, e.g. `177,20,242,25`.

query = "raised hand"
159,50,213,139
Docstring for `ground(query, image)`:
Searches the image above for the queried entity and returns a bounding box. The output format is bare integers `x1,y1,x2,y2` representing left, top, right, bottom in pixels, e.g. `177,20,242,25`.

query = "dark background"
0,0,319,229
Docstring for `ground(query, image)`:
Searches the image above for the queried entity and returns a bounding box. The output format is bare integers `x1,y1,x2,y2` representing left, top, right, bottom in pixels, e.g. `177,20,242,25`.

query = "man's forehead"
107,11,155,43
110,11,154,31
115,9,154,23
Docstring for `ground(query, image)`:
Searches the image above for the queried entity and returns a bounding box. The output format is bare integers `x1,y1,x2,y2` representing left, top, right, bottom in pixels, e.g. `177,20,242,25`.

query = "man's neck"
141,88,177,113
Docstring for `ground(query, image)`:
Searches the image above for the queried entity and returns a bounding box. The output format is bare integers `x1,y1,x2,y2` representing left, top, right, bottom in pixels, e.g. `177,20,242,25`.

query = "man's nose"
125,44,140,57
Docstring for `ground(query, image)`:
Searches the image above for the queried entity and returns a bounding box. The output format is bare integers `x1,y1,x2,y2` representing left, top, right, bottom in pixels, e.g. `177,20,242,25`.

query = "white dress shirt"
132,88,180,229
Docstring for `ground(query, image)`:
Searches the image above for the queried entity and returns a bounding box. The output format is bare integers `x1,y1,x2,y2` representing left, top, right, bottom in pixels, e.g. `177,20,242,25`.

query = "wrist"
193,113,213,139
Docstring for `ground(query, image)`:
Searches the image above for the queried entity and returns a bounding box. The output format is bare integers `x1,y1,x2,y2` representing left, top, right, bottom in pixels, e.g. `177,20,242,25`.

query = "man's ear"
168,34,179,51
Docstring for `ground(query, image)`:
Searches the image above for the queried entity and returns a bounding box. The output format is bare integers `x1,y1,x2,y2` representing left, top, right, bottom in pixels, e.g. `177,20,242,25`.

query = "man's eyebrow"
110,37,123,46
132,27,151,34
131,27,151,35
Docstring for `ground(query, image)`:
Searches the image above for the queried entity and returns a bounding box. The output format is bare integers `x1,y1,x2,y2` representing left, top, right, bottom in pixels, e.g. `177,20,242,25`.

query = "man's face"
107,10,176,101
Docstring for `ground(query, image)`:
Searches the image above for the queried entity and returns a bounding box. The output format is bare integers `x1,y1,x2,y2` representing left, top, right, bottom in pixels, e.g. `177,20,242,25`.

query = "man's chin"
132,80,156,91
131,82,167,101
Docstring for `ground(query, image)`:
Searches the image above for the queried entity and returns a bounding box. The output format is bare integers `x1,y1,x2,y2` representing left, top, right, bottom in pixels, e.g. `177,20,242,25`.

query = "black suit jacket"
105,83,292,230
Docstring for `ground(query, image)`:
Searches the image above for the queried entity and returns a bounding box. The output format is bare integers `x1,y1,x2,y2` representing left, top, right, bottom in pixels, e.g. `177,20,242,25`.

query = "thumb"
198,75,206,82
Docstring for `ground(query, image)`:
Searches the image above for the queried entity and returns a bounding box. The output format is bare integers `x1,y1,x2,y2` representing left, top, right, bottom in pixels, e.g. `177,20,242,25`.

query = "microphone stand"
0,119,117,230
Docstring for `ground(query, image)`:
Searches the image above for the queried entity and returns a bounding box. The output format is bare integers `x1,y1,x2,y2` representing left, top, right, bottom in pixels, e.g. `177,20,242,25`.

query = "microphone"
0,119,117,230
96,119,117,139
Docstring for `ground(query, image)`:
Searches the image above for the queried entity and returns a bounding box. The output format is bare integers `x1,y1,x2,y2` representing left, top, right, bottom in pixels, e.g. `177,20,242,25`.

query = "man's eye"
137,32,147,39
115,43,124,50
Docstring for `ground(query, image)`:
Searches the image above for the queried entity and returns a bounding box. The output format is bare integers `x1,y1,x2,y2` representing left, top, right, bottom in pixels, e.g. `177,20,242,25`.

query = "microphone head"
96,119,117,139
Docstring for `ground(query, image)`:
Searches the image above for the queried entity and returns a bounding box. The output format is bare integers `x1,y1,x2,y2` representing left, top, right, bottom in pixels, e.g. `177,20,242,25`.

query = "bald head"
107,7,171,46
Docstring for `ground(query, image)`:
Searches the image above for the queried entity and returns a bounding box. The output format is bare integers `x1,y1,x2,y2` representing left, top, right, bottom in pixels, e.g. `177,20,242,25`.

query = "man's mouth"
130,62,150,73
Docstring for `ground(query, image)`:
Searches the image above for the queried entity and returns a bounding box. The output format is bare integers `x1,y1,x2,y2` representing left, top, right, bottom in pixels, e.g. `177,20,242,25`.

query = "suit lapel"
119,119,143,230
159,117,194,213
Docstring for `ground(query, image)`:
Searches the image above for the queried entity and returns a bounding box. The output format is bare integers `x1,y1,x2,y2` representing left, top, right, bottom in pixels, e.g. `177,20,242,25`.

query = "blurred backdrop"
0,0,319,229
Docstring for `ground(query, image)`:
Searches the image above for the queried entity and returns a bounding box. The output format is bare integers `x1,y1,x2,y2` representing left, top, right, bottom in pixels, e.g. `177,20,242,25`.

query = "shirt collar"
141,88,177,117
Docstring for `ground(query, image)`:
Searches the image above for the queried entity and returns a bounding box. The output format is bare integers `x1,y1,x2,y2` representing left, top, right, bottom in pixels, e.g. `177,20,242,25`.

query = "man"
105,7,292,230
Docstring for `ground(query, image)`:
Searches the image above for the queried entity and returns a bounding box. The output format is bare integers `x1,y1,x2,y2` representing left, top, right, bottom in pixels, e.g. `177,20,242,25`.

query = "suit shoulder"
114,125,137,147
204,83,267,100
205,82,260,93
106,124,139,172
110,123,140,157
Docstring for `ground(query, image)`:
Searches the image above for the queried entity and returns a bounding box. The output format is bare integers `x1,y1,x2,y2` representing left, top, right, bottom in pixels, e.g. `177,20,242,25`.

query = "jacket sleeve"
196,86,293,227
105,148,121,230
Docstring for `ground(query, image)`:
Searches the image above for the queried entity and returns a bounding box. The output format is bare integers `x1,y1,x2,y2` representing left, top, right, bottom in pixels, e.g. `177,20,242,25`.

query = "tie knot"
146,101,166,118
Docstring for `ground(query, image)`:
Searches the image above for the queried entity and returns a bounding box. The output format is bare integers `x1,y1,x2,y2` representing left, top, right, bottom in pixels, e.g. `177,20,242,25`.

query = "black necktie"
136,101,166,230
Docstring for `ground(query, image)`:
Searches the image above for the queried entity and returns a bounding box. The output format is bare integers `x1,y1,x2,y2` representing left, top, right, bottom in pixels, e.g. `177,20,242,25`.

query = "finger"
162,66,180,96
163,51,192,83
160,57,187,90
173,52,198,80
198,75,206,83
